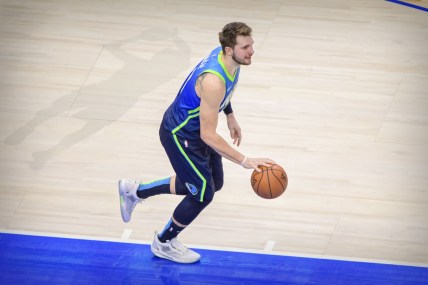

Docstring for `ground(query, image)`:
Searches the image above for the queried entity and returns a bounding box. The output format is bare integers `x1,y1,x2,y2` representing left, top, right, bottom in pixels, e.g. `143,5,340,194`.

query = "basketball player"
118,22,274,263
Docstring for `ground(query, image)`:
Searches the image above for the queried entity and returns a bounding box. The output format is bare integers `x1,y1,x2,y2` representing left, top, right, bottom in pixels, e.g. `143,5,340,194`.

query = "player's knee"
201,191,214,206
174,176,188,195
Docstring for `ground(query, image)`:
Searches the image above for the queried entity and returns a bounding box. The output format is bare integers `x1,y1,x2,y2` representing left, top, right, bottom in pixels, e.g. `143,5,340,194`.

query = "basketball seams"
255,171,261,195
252,171,263,196
256,170,266,196
266,168,273,199
271,169,286,189
251,164,287,199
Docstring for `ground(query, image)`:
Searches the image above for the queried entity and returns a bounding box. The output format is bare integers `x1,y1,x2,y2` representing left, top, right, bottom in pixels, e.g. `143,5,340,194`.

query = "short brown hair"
218,22,252,52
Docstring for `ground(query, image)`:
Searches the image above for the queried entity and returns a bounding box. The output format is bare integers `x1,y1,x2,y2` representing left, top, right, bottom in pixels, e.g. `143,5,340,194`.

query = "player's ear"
224,46,233,56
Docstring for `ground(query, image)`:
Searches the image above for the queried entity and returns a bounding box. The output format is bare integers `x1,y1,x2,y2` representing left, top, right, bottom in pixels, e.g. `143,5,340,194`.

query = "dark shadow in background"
5,28,191,170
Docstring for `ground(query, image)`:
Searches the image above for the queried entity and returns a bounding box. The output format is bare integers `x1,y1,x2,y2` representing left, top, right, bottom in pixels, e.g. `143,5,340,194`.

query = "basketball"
251,164,288,199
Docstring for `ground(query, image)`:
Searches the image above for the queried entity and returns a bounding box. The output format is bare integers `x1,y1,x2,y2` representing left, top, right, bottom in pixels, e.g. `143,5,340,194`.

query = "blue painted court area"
1,233,428,285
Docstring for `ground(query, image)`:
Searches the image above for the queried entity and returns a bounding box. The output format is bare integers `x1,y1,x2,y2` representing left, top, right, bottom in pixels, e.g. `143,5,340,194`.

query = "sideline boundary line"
386,0,428,12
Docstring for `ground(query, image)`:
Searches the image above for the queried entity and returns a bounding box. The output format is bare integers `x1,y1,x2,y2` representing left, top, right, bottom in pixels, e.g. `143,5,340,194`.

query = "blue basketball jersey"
162,46,240,139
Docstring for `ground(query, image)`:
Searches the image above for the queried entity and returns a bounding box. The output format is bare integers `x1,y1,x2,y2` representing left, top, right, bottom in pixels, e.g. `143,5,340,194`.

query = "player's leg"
157,180,214,242
118,127,191,222
151,191,213,263
118,175,189,223
118,176,169,223
136,176,175,198
151,128,215,263
153,148,220,249
209,147,224,192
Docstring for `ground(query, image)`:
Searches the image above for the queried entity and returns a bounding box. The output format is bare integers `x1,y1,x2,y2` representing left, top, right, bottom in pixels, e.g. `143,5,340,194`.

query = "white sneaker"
151,232,200,264
118,179,141,223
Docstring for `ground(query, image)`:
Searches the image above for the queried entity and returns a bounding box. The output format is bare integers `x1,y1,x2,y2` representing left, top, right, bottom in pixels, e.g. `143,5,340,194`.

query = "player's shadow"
4,28,191,170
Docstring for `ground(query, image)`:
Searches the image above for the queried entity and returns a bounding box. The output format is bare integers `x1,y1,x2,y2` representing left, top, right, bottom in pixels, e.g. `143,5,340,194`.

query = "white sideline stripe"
2,229,428,268
264,240,276,251
121,229,133,240
1,229,152,245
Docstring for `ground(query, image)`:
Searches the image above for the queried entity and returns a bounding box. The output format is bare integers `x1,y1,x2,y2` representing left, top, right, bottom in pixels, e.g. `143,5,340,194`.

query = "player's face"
232,35,254,65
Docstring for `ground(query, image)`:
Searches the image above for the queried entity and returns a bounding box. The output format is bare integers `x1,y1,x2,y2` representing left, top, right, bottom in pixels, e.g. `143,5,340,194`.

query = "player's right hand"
241,157,276,172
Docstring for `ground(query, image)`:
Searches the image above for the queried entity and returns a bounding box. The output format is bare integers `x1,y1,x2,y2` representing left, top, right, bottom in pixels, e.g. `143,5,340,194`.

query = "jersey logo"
185,182,198,196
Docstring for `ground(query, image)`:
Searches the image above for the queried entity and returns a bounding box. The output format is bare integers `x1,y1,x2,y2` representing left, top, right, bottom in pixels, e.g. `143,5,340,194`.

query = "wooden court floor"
0,0,427,266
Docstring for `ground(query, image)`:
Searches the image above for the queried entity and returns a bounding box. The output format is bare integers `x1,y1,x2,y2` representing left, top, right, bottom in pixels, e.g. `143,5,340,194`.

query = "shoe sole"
118,180,130,223
151,243,200,264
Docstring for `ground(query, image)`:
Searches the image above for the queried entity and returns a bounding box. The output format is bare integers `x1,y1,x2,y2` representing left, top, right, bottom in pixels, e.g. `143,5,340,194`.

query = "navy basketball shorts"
159,125,223,202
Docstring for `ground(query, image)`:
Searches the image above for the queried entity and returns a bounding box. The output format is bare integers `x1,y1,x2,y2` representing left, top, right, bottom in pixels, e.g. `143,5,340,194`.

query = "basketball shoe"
151,232,200,263
118,179,141,223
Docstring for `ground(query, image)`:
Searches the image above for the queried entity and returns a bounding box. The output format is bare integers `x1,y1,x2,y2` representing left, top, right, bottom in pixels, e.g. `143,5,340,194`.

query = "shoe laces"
170,238,188,253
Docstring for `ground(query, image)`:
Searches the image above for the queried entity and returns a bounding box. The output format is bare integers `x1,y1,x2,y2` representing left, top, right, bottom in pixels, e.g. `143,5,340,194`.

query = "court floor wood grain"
0,0,427,264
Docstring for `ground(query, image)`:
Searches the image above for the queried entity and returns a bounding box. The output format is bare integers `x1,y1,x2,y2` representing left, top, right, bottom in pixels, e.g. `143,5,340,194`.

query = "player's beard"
232,52,251,65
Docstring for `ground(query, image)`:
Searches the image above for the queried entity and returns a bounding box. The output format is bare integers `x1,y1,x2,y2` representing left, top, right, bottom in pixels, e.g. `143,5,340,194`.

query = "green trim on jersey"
188,107,200,114
204,69,226,85
172,111,199,134
171,111,207,202
217,52,236,82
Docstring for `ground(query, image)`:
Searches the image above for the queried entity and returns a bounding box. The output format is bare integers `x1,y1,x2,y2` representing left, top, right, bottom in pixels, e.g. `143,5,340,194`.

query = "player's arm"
198,73,244,164
223,102,242,146
225,112,242,147
197,73,274,170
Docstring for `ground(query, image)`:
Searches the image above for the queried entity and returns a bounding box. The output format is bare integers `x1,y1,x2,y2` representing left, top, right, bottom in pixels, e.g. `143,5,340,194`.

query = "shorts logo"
185,182,198,196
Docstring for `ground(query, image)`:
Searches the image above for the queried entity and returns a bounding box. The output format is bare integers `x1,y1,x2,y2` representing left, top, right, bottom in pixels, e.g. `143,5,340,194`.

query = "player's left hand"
226,113,242,146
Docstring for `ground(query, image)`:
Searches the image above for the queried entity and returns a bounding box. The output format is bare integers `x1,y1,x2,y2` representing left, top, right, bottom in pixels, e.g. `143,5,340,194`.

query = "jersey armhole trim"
202,69,226,85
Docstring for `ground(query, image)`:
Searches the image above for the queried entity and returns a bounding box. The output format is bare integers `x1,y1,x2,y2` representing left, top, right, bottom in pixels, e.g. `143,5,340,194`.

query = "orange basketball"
251,164,288,199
